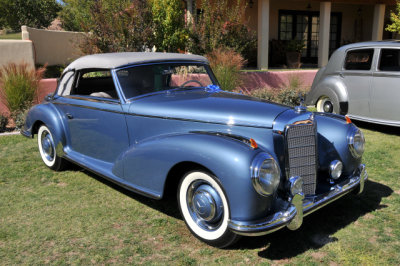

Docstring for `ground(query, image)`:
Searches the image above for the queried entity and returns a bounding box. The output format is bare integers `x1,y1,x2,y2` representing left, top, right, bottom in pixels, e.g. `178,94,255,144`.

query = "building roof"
64,52,209,72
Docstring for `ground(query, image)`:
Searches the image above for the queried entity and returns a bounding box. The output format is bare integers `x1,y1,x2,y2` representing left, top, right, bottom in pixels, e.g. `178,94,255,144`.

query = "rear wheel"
37,125,66,171
177,171,239,248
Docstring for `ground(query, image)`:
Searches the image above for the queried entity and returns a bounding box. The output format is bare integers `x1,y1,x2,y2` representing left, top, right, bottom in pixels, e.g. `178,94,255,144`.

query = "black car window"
70,70,118,99
344,49,374,71
378,49,400,71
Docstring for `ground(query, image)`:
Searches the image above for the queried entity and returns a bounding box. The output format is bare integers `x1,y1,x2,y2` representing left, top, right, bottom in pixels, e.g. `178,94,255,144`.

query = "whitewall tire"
316,96,337,114
178,171,239,248
37,125,65,171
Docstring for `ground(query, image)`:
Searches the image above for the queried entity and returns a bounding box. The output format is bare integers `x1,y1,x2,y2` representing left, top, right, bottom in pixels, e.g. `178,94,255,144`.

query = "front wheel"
316,96,337,114
177,171,239,248
37,125,66,171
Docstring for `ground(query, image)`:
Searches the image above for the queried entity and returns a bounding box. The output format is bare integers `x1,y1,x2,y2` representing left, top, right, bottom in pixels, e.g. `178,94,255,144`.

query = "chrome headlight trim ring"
347,126,365,159
250,153,281,197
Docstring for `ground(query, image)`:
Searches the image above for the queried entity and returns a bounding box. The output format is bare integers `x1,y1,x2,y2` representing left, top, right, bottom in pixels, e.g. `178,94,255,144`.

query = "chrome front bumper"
228,164,367,236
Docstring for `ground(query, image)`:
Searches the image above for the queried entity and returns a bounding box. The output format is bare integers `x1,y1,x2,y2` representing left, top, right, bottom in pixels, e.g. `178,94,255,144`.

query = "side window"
378,49,400,71
70,70,118,99
344,49,374,70
58,71,75,96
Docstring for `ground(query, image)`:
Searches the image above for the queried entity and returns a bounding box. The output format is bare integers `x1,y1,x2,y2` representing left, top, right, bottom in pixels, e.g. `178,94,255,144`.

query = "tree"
58,0,94,32
151,0,188,52
187,0,257,66
79,0,155,54
0,0,61,31
386,2,400,34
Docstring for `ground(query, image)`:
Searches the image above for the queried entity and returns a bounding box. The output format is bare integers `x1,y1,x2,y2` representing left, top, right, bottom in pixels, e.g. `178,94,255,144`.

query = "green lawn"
0,32,21,40
1,122,399,264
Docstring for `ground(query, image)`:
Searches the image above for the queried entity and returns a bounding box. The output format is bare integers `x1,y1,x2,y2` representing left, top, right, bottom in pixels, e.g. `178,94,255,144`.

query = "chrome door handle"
66,113,73,119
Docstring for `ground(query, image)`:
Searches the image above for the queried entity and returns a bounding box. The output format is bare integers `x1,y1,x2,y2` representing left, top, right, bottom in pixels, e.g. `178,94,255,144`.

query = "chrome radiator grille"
286,122,317,195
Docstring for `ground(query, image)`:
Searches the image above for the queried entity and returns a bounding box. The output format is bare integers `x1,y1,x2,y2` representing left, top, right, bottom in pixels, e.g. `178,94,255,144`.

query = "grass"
0,32,21,40
1,122,400,264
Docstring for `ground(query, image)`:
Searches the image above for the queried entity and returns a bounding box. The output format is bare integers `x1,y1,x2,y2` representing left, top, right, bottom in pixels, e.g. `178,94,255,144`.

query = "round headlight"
251,154,281,196
347,126,365,158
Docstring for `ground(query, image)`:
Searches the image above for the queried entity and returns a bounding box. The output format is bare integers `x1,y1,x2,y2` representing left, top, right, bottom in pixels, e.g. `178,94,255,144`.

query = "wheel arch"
163,161,213,199
24,103,68,156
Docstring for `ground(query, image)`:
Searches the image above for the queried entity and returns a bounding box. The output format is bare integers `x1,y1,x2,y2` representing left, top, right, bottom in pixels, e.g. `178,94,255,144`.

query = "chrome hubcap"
323,100,333,113
41,131,54,161
187,181,223,231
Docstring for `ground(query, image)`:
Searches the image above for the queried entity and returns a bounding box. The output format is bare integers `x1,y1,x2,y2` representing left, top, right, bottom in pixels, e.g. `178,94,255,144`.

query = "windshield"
116,63,217,99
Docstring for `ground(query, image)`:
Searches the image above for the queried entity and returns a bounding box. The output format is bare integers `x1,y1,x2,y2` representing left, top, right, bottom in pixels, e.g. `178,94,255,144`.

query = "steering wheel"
179,80,204,87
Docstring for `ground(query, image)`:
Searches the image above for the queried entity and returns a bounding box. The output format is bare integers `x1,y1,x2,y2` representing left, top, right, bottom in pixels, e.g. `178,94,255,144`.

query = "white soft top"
63,52,209,73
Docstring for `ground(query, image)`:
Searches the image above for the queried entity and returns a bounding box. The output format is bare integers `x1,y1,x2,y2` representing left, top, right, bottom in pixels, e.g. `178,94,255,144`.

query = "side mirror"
45,93,54,102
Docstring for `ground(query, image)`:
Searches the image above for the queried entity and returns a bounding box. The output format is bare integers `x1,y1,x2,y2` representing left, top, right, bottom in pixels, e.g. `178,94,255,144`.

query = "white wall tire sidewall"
37,125,56,167
316,97,328,112
179,172,229,241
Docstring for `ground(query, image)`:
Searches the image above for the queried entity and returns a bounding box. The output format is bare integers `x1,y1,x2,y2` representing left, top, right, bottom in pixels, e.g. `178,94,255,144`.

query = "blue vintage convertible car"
22,52,367,247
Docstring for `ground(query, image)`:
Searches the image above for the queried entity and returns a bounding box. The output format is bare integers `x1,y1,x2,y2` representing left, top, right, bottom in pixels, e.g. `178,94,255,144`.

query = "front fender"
117,133,276,221
22,103,67,155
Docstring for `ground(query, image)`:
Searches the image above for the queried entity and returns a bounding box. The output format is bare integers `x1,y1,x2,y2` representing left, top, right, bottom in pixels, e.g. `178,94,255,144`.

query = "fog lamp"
289,176,303,197
329,160,343,180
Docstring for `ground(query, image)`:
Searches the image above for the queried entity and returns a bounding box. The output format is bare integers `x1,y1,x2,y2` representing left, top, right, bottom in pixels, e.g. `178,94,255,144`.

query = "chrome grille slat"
286,122,317,195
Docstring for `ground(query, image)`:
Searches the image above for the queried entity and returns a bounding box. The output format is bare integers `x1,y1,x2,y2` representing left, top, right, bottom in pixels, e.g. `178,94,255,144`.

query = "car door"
54,69,129,164
341,48,374,118
371,48,400,123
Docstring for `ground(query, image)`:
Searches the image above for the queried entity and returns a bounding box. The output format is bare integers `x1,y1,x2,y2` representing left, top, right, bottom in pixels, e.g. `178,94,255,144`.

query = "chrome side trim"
190,131,257,149
52,102,273,129
228,164,367,236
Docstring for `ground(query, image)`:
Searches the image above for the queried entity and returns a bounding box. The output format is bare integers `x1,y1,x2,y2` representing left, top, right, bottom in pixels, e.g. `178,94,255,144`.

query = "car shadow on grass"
353,120,400,136
80,168,182,219
236,179,392,259
80,167,391,258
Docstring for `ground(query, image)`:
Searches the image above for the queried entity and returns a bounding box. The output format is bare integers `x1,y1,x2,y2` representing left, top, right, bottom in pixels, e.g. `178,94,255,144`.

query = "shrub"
0,114,8,133
276,87,307,107
249,74,308,107
249,88,277,102
206,48,246,91
13,109,29,131
0,63,45,118
249,86,307,107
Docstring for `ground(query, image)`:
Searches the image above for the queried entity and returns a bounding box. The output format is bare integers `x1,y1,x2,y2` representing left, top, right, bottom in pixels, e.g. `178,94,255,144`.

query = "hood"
129,89,290,128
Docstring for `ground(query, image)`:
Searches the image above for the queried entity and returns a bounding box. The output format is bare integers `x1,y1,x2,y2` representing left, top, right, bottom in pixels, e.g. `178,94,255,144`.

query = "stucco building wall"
0,40,35,69
22,26,85,66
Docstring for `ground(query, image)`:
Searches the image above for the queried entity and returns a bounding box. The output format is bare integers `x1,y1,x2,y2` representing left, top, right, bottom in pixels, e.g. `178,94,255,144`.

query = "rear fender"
116,132,276,221
307,76,348,105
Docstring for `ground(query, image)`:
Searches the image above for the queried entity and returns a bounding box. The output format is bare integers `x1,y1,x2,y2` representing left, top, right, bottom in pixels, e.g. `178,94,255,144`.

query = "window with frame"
116,63,214,99
68,70,118,99
278,10,341,62
344,49,374,71
378,49,400,71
